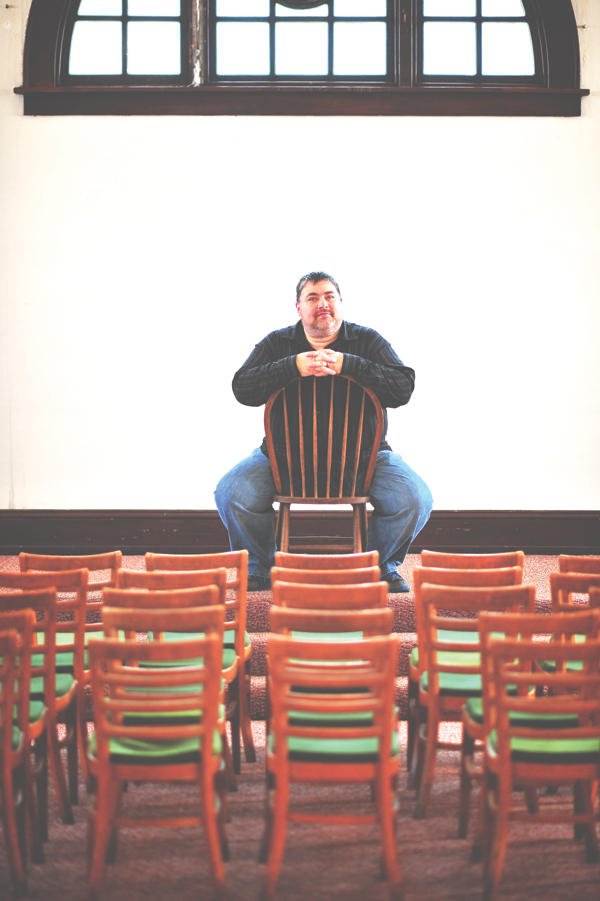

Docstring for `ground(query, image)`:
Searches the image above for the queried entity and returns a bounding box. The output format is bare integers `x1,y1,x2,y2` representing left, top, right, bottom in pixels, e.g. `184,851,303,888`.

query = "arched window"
16,0,587,115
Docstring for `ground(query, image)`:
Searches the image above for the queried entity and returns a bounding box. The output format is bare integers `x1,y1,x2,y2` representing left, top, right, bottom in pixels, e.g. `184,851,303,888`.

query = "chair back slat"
270,606,393,637
558,555,600,575
270,566,380,586
420,550,525,570
339,378,350,495
297,380,306,497
326,378,333,497
283,387,294,497
271,580,388,611
274,551,378,570
351,391,366,496
550,571,600,612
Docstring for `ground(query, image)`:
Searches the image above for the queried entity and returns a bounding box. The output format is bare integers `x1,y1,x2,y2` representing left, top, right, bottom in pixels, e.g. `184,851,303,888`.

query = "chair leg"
261,774,289,901
483,777,510,901
352,506,362,553
279,505,290,554
65,703,79,806
32,729,49,842
406,676,418,773
229,677,242,776
200,770,227,900
87,775,118,897
414,708,439,819
240,661,257,764
1,765,27,896
222,731,237,792
47,718,75,825
376,772,404,901
581,781,600,863
24,751,45,864
458,726,475,839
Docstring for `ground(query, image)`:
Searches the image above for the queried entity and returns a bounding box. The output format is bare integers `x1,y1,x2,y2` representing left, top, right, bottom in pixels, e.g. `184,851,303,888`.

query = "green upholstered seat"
488,728,600,763
410,629,479,669
268,728,400,762
291,630,363,643
30,672,75,701
87,727,222,763
11,725,23,752
464,697,580,729
419,649,482,697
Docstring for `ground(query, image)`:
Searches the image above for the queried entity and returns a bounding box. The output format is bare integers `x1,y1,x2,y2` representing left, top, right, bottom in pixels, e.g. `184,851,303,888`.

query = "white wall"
1,1,599,511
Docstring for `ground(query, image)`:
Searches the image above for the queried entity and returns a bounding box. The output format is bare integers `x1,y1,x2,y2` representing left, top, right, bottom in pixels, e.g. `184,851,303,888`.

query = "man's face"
296,279,343,338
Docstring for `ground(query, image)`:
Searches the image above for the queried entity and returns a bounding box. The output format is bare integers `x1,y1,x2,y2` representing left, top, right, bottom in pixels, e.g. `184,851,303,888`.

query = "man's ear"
295,302,301,317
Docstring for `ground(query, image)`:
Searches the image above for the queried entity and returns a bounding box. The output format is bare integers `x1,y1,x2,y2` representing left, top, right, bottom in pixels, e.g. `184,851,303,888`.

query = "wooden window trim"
15,0,588,116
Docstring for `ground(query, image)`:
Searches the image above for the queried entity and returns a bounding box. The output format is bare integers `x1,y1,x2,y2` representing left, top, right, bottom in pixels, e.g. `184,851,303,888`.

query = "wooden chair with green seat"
412,582,536,820
265,375,384,554
0,610,45,868
0,623,33,895
274,550,379,570
408,566,524,779
144,550,256,768
262,633,403,901
420,550,525,570
19,553,122,770
461,608,600,855
103,581,241,787
86,618,228,901
0,589,77,837
558,554,600,575
479,626,600,901
0,568,89,801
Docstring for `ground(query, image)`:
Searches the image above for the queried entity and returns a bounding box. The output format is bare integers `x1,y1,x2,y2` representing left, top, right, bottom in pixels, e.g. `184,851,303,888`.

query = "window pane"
128,0,180,15
217,0,269,16
482,0,525,16
275,22,328,75
334,22,386,75
69,21,123,74
334,0,387,16
77,0,122,14
423,22,476,75
276,3,327,16
423,0,476,16
127,21,180,73
482,22,534,75
217,22,270,74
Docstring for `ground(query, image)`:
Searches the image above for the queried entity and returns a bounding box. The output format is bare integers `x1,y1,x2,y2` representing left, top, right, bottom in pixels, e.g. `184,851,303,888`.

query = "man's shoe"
381,571,410,593
247,574,271,592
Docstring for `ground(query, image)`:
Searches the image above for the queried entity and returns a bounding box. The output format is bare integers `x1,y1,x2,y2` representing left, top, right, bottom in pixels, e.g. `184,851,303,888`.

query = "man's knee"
215,452,275,516
370,454,433,521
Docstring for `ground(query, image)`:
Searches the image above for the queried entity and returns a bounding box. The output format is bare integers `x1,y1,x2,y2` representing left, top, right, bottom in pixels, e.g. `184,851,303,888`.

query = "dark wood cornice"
0,509,598,556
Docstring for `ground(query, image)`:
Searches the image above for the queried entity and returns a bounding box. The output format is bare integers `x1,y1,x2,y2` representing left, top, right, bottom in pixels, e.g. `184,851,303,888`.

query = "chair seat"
420,658,481,697
12,725,23,752
30,672,75,700
87,728,222,763
487,729,600,763
464,697,581,729
292,630,363,642
410,629,480,669
290,704,399,728
268,730,400,762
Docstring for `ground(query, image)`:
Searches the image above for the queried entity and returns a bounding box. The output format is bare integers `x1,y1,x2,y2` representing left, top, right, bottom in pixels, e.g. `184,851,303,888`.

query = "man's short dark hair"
296,271,341,304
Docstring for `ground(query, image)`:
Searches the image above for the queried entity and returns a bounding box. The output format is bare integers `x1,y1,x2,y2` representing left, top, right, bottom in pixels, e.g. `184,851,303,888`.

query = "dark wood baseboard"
0,509,599,556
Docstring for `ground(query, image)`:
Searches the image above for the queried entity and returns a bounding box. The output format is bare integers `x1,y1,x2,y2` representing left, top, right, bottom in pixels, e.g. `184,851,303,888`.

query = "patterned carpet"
2,555,600,901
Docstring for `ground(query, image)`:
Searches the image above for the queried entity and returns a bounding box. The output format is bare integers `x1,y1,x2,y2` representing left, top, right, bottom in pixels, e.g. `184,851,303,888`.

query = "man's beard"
304,312,343,338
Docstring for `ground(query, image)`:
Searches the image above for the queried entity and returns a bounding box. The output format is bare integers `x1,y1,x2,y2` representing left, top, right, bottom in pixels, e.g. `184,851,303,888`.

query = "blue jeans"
215,447,433,578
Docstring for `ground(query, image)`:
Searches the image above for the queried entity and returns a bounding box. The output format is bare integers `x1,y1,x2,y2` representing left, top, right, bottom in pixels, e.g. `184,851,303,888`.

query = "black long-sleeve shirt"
232,320,415,463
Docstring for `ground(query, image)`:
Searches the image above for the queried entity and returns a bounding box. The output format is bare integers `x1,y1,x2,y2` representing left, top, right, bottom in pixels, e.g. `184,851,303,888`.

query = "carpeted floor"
1,555,599,901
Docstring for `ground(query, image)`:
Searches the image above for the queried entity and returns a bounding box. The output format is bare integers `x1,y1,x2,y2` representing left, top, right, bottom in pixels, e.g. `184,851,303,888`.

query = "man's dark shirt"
233,321,415,494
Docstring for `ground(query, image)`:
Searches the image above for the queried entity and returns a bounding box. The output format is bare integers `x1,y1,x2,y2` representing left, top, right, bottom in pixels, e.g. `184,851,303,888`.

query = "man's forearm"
341,352,415,408
232,349,299,407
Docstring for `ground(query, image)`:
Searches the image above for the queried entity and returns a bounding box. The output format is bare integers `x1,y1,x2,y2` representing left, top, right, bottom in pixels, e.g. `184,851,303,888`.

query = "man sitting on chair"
215,271,432,593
